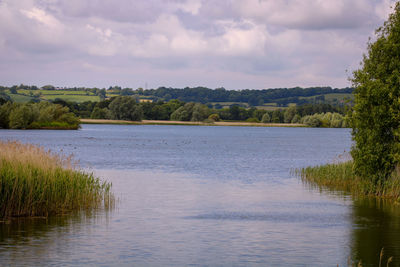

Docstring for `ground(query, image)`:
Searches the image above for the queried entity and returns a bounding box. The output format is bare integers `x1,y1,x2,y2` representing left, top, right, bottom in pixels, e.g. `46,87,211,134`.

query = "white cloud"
21,7,61,28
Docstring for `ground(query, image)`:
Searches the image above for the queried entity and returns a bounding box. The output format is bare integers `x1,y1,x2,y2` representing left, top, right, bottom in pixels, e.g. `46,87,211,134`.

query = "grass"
41,94,100,102
28,121,80,130
7,93,35,103
341,248,393,267
0,141,113,218
299,160,400,201
17,89,96,96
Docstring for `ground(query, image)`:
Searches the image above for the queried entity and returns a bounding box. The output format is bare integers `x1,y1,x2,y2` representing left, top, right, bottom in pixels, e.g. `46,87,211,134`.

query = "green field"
41,94,100,102
17,89,96,95
6,89,100,103
299,93,353,102
8,94,35,103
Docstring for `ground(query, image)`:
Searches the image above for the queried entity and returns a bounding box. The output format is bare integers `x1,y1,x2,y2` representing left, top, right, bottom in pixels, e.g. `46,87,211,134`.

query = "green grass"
299,160,400,200
7,93,35,103
41,94,100,102
0,141,113,218
17,89,96,96
298,93,353,103
28,121,80,130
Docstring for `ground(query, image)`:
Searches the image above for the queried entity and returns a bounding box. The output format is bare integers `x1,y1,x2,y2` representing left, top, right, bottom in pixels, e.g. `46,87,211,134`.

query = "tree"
284,106,297,123
350,3,400,184
261,113,270,123
271,110,283,123
109,96,143,121
9,105,36,129
191,103,210,121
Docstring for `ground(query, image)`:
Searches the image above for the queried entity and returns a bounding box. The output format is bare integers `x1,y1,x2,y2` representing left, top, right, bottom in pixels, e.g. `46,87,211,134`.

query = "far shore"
80,119,306,127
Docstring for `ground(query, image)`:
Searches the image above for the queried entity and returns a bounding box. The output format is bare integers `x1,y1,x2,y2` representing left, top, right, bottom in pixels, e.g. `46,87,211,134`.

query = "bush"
0,102,80,129
246,117,260,123
208,113,220,122
261,113,271,123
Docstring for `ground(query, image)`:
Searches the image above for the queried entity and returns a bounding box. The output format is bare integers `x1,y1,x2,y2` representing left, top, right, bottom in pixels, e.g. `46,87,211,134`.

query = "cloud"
0,0,397,89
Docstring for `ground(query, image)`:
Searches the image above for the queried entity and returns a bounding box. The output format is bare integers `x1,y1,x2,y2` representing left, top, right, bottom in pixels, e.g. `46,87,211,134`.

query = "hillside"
0,85,353,108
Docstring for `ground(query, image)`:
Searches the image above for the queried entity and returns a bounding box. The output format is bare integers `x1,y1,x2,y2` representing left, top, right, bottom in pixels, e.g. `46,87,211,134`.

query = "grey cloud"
0,0,395,89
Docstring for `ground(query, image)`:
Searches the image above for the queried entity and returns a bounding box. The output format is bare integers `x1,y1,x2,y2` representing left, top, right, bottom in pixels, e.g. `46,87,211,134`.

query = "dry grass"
0,141,113,218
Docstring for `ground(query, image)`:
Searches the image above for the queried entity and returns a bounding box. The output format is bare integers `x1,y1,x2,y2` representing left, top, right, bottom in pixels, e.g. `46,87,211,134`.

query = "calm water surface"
0,125,399,266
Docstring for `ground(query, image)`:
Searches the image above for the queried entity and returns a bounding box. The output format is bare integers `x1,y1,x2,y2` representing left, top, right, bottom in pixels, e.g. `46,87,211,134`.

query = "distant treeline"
0,84,353,107
52,96,348,127
140,86,354,106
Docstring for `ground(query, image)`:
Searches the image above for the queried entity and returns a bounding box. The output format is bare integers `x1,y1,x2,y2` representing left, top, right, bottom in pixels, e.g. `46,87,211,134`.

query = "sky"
0,0,396,90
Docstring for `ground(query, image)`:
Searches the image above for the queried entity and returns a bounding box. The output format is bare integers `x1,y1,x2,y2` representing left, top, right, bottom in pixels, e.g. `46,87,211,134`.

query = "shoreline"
80,119,306,127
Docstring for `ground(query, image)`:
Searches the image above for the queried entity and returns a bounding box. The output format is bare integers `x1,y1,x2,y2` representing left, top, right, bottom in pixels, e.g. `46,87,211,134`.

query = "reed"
299,160,400,200
0,141,113,218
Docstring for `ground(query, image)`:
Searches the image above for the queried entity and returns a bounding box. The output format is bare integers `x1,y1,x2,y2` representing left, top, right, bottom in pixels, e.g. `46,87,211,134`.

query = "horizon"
0,0,395,90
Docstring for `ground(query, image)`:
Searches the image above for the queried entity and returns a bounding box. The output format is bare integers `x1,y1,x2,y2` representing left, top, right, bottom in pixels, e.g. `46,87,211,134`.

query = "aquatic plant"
0,141,113,218
299,160,400,200
339,248,393,267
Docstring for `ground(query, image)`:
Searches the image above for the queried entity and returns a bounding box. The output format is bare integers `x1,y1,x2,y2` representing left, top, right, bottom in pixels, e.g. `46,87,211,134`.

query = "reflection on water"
0,125,399,266
350,198,400,267
0,210,112,266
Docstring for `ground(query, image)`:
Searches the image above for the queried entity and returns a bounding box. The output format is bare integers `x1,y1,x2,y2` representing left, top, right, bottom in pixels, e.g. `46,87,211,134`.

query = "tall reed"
299,160,400,200
0,141,113,218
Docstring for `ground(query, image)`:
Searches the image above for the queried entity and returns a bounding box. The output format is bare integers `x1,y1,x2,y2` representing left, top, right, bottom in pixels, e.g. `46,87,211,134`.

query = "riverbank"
0,141,113,218
300,161,400,201
80,118,305,127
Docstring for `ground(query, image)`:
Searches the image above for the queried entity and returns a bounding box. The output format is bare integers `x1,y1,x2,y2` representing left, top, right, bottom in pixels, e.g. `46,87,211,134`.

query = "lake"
0,124,399,266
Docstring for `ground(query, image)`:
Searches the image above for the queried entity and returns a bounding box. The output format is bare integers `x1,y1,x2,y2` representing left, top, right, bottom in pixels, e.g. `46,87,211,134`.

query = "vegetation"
0,84,352,127
48,96,346,127
0,102,80,129
302,3,400,200
0,84,352,107
300,161,400,199
0,141,113,218
350,2,400,184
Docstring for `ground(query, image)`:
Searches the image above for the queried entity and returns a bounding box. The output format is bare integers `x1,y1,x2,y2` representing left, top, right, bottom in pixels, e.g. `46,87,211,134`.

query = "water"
0,125,398,266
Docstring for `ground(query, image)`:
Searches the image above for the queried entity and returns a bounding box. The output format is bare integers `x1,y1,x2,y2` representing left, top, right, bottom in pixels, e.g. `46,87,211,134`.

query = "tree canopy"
351,3,400,183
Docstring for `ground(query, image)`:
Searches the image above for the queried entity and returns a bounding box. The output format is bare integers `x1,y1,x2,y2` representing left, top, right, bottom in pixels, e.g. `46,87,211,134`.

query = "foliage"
91,107,111,119
0,102,80,129
300,160,400,200
1,84,353,107
191,103,210,121
108,96,143,121
0,141,113,218
208,113,220,122
261,113,271,123
301,112,345,128
350,3,400,183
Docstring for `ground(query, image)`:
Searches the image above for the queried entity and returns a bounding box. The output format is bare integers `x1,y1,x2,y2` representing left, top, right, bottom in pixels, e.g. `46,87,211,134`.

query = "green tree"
191,103,210,121
208,113,220,122
291,114,301,124
9,105,36,129
261,113,270,123
284,106,297,123
90,107,110,119
271,110,283,123
0,102,15,128
350,3,400,183
109,96,143,121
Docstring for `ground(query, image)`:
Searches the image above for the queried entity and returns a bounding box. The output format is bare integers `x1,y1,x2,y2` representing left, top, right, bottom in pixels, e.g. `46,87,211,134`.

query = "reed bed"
299,161,400,200
0,141,113,218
